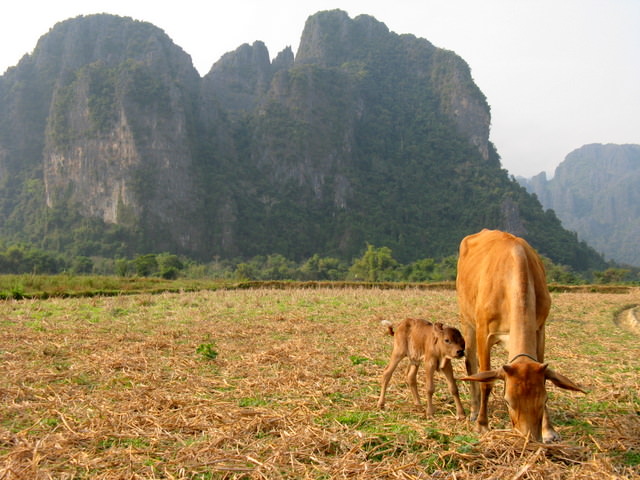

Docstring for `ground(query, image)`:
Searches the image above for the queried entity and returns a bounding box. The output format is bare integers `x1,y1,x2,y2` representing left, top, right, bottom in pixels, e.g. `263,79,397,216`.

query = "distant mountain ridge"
519,144,640,266
0,11,606,271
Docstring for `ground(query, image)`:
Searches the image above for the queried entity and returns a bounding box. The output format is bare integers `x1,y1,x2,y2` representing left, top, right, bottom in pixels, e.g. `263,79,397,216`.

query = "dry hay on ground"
0,287,638,479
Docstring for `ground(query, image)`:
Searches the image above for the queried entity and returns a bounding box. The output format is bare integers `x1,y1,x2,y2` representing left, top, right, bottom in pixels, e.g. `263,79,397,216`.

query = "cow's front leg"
463,325,479,421
475,326,491,433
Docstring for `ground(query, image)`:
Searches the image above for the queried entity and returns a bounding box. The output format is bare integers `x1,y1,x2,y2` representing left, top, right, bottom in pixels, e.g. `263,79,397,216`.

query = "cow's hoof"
475,423,489,434
543,429,561,443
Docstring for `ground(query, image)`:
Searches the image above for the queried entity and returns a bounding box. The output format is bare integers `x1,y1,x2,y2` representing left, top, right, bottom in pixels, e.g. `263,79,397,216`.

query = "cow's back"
456,229,550,335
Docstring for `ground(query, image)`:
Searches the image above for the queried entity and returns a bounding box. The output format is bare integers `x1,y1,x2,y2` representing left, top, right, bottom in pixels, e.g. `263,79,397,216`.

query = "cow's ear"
545,369,587,393
461,368,505,383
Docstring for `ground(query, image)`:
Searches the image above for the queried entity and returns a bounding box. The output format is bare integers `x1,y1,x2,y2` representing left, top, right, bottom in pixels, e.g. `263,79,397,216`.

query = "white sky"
1,0,638,178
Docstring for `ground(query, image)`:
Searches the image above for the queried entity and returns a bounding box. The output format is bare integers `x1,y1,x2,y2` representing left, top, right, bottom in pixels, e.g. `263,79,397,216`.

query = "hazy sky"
1,0,638,178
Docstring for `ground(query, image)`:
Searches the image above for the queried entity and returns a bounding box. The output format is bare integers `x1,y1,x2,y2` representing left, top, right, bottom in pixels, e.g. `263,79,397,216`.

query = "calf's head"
462,363,585,442
433,322,465,360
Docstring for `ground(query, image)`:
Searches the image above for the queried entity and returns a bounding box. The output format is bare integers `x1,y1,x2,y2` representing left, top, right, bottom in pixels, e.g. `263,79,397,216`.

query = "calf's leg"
406,362,422,407
422,360,437,416
441,359,466,420
377,350,405,409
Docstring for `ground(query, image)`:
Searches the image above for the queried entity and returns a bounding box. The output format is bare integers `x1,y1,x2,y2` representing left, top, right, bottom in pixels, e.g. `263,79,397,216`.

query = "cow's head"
462,363,585,442
433,322,465,360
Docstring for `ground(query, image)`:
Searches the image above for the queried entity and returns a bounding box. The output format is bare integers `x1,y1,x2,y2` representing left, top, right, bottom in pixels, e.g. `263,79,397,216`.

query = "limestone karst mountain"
519,144,640,266
0,10,605,271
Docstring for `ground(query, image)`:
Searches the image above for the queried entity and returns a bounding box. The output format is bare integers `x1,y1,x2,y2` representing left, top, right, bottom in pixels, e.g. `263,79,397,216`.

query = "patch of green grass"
99,437,150,450
330,410,377,427
577,398,626,415
26,319,45,332
109,307,130,317
0,283,25,299
238,396,269,408
196,342,218,361
192,473,214,480
554,416,596,435
424,426,450,444
452,434,479,454
53,360,71,371
420,453,459,473
622,450,640,467
349,355,370,365
326,391,349,404
41,417,61,429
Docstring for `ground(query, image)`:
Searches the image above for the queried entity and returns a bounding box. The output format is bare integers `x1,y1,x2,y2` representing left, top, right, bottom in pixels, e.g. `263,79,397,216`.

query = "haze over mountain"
519,144,640,267
0,11,606,272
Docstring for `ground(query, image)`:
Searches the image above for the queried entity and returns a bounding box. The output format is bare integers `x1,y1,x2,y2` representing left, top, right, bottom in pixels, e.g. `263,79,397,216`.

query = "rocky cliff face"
35,15,207,253
520,144,640,266
0,11,607,270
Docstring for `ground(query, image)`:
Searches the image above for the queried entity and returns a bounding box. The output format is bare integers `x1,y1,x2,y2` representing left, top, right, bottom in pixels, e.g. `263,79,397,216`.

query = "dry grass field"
0,287,638,479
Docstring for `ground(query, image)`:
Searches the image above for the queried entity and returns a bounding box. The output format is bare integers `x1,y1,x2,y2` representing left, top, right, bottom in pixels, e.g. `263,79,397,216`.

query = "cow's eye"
444,339,451,344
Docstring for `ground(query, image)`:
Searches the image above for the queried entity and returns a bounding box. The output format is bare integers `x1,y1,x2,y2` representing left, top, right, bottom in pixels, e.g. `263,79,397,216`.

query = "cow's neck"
509,352,538,363
507,317,538,360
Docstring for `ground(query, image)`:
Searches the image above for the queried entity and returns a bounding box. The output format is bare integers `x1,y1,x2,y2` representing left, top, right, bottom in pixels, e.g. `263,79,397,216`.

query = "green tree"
593,268,631,284
402,258,437,282
157,253,183,279
434,255,458,281
71,256,94,274
133,254,158,277
300,254,347,280
115,258,130,277
347,244,399,282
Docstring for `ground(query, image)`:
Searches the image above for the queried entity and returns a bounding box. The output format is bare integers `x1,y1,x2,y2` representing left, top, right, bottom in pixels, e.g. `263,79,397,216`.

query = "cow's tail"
381,320,394,336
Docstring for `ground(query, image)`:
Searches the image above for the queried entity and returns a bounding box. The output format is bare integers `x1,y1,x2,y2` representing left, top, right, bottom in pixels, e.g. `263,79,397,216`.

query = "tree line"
0,243,637,285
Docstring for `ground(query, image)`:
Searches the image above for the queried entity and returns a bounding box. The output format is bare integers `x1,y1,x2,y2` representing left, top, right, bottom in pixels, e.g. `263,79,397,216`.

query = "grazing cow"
377,318,466,419
457,229,586,442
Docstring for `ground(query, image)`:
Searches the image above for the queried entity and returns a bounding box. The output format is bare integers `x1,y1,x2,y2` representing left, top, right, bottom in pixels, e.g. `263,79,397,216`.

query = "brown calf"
377,318,466,419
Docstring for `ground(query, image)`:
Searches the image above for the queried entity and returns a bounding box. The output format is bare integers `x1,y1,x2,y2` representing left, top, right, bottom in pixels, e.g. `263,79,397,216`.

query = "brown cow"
377,318,466,419
456,229,585,442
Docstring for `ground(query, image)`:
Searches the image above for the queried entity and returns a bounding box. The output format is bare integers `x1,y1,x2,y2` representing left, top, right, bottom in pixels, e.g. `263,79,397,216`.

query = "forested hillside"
0,10,606,272
520,144,640,267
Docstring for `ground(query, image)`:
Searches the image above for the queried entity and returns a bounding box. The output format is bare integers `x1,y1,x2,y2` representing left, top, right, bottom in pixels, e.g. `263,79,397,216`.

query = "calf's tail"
380,320,394,336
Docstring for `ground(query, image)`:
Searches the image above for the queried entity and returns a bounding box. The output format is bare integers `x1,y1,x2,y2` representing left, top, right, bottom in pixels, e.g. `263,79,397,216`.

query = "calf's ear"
545,369,587,393
433,322,444,344
461,368,505,383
